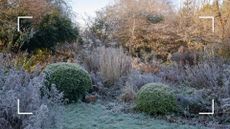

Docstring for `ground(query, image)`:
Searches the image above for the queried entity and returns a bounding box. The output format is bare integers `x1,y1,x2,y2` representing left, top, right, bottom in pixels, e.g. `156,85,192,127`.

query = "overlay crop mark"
199,99,215,115
17,99,33,115
199,16,215,33
17,16,33,32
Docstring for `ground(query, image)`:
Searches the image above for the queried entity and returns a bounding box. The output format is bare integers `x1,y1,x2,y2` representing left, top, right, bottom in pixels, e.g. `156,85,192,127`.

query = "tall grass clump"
86,47,131,85
98,47,131,85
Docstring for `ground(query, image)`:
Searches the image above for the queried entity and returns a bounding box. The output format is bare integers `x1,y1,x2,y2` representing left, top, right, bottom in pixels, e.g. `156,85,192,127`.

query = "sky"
69,0,112,26
69,0,181,26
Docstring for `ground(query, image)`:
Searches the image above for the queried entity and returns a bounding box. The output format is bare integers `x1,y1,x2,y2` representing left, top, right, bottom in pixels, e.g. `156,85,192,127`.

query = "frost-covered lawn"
63,103,210,129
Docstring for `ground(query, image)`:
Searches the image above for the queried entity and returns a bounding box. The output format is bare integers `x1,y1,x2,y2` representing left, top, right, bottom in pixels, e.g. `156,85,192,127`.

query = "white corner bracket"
199,16,215,33
17,16,33,32
199,99,215,115
17,99,33,115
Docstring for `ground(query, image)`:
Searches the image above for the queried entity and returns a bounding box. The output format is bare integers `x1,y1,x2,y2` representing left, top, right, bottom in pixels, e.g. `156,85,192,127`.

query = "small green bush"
44,63,92,102
136,83,177,115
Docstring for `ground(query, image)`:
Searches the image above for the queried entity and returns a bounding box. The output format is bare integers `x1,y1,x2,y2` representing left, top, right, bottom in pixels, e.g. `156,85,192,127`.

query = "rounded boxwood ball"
136,83,177,115
44,63,92,102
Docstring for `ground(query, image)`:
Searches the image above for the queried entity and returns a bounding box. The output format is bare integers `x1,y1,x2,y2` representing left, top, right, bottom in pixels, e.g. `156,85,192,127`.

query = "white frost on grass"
63,103,210,129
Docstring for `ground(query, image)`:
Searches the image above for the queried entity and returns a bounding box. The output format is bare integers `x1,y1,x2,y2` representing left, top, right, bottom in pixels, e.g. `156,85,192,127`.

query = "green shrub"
0,1,80,52
21,11,80,51
136,83,177,115
44,63,92,102
147,15,164,24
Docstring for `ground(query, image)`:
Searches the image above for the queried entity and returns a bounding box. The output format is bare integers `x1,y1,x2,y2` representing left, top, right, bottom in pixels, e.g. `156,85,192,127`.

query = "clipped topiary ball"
44,63,92,102
136,83,177,115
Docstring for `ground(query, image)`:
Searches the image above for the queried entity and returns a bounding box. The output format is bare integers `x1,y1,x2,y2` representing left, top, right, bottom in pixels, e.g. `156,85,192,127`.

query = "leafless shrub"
126,70,162,91
223,64,230,97
0,53,15,68
169,46,199,66
120,85,136,103
220,64,230,116
162,58,225,89
0,68,64,129
182,61,223,89
81,50,100,73
159,64,186,84
131,58,161,73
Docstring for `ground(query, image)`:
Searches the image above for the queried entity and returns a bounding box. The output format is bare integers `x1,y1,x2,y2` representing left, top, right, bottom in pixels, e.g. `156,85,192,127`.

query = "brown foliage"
19,0,51,24
132,58,160,73
94,0,184,60
120,85,136,102
84,95,97,103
